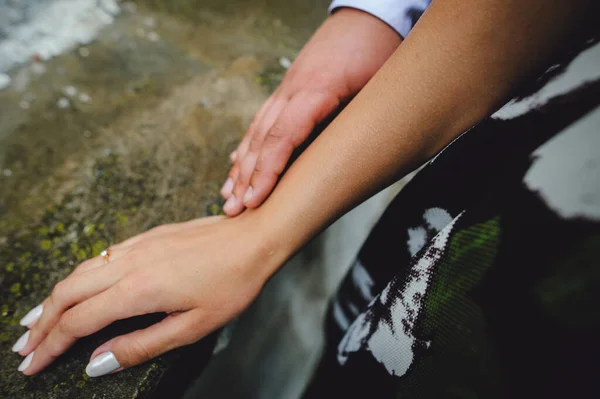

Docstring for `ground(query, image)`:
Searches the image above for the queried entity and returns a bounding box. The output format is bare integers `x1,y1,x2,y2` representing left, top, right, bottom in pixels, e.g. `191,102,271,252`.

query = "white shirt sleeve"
329,0,432,39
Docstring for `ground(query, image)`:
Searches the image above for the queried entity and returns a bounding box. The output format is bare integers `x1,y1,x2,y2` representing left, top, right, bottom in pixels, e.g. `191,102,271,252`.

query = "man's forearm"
253,0,595,271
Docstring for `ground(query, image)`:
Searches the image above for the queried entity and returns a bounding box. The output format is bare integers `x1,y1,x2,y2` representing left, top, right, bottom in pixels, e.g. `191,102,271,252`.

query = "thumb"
85,310,203,377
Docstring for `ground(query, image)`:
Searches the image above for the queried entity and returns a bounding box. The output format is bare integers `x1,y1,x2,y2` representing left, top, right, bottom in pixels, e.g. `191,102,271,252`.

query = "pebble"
200,97,211,108
63,85,78,97
19,100,30,109
279,56,292,69
147,31,160,42
0,73,11,91
57,97,70,109
30,63,46,75
78,92,92,104
78,47,90,57
83,130,92,138
144,17,156,28
2,169,13,177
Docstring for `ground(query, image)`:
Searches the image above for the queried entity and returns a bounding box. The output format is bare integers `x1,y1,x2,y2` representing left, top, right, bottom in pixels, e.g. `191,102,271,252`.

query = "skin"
15,0,595,377
221,8,402,215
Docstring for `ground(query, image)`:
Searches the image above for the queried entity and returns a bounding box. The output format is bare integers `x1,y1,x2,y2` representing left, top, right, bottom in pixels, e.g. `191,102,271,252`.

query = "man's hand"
221,8,401,216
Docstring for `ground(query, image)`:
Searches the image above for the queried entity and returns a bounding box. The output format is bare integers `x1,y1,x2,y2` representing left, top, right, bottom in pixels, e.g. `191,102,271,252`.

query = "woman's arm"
243,0,596,264
17,0,595,376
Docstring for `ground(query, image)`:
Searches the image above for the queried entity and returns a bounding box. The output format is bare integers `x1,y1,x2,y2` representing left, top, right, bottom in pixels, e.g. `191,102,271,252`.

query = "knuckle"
57,311,76,337
266,123,287,141
255,153,283,177
120,250,142,265
45,339,65,357
74,260,91,272
147,224,170,237
51,280,69,306
248,134,263,152
228,164,239,179
126,336,153,364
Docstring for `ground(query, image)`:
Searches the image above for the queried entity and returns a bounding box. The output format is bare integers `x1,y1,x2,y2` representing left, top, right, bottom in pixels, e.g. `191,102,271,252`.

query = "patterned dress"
302,23,600,399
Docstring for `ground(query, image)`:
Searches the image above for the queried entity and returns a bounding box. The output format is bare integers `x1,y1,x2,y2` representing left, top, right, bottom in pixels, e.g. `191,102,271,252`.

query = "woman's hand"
13,212,284,376
220,8,401,216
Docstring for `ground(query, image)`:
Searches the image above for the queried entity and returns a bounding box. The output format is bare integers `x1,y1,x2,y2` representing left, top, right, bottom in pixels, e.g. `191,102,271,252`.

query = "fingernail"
19,304,43,326
18,351,34,372
223,194,236,213
86,351,121,377
221,178,234,197
230,151,237,162
243,186,253,205
12,330,30,353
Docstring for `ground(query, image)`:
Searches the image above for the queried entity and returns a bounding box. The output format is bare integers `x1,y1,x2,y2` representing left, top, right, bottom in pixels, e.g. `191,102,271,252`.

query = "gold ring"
100,248,111,264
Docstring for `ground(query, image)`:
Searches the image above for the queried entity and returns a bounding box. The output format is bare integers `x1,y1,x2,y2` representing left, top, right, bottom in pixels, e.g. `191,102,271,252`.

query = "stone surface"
0,0,325,397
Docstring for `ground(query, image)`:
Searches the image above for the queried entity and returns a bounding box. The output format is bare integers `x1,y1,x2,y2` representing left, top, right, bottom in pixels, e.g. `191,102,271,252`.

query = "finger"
223,97,290,216
19,264,124,356
222,95,277,199
244,90,341,208
70,245,130,276
20,274,162,375
85,310,205,377
19,248,128,328
236,94,279,164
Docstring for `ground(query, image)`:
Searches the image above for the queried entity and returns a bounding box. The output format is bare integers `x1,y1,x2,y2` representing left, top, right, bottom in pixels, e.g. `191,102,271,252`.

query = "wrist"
234,208,295,280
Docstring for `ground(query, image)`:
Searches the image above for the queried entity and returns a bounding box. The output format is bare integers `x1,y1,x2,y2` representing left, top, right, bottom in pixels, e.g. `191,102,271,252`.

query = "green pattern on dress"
396,217,504,399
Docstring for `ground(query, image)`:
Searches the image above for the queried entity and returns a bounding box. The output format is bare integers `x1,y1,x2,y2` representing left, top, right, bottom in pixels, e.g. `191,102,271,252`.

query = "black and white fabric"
303,23,600,399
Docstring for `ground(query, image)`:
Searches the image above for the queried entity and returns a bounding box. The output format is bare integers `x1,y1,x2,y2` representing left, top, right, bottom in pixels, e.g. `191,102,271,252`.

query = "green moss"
55,223,65,234
76,380,86,389
0,332,10,343
117,214,129,225
209,203,225,216
91,240,109,257
76,249,88,261
10,282,21,297
40,239,53,251
83,224,96,236
5,262,14,272
1,304,8,317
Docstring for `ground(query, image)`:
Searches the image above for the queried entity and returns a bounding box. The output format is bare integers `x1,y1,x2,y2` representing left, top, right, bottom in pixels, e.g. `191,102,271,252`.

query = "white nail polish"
19,304,43,326
223,194,236,213
86,351,121,377
12,330,30,353
18,351,34,372
221,178,234,196
243,186,253,205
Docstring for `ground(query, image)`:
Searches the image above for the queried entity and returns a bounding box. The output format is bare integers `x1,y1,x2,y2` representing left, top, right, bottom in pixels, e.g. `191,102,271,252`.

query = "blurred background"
0,1,403,397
